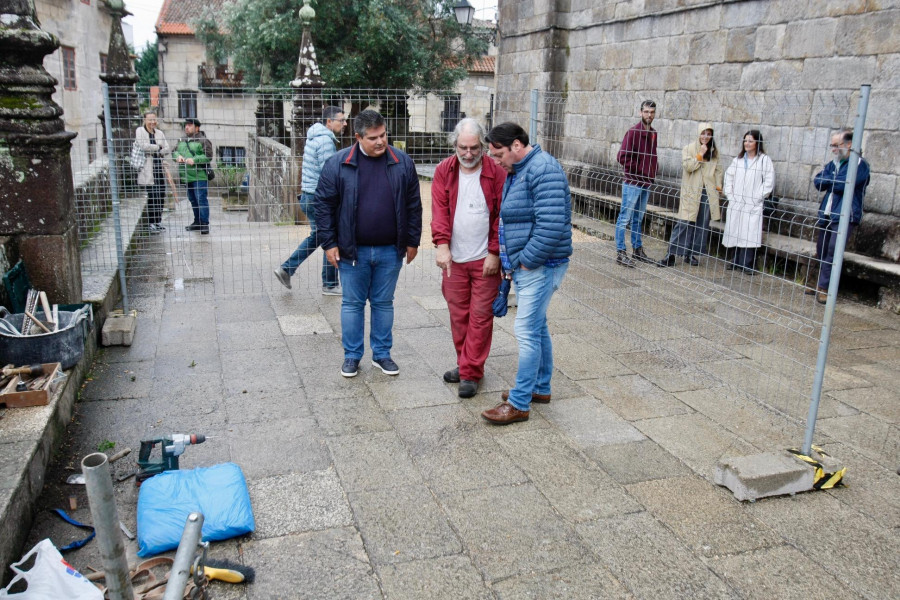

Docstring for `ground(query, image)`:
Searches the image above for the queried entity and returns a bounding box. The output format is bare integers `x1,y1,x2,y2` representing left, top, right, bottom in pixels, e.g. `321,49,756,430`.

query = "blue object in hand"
492,278,511,318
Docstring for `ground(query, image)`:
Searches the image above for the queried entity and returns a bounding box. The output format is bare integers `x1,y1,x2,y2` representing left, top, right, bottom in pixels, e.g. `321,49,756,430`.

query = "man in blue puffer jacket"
481,122,573,425
274,106,346,293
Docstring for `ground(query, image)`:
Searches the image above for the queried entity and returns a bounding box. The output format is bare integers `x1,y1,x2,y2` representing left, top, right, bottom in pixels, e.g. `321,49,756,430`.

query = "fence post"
802,84,871,455
102,83,130,313
530,89,538,143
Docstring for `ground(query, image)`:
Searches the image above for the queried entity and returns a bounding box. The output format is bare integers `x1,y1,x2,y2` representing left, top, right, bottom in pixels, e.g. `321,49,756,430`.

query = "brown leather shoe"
816,290,828,305
482,402,529,425
501,389,551,404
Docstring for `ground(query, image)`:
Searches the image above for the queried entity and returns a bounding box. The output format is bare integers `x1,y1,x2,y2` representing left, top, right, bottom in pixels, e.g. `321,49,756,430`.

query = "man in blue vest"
316,110,422,377
481,122,573,425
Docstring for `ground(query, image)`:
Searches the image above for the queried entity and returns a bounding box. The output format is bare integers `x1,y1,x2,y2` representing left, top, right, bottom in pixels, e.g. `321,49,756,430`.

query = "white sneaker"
322,285,342,296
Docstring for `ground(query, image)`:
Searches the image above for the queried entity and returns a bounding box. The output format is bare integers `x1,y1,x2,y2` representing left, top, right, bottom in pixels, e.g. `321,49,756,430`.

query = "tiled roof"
468,55,495,74
156,0,227,36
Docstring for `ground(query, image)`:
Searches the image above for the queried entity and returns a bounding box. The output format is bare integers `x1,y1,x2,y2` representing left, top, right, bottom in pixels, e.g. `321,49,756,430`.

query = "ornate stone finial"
299,0,316,27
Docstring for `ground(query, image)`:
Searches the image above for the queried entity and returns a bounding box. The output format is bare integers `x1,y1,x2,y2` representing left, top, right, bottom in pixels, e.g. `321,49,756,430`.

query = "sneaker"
200,224,210,235
371,357,399,375
341,358,360,378
185,222,202,231
153,223,166,231
632,246,654,264
322,285,342,296
458,379,478,398
443,368,460,383
273,268,292,289
616,250,635,268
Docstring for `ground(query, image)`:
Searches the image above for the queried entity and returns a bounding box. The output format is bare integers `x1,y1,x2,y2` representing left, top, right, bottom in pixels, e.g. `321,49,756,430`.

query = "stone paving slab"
576,512,735,599
327,431,423,492
495,429,643,522
626,476,783,556
349,484,462,564
707,545,859,600
491,563,633,600
441,483,590,582
578,374,692,421
745,493,900,599
585,439,693,485
377,555,494,600
241,529,381,599
634,413,760,480
248,468,353,538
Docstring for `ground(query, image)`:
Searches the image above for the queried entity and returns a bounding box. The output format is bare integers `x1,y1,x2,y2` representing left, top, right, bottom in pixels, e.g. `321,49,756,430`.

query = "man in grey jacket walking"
274,106,346,293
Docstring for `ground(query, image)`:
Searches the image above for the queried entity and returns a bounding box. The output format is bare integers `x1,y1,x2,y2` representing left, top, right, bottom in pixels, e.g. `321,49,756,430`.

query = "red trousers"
442,258,501,381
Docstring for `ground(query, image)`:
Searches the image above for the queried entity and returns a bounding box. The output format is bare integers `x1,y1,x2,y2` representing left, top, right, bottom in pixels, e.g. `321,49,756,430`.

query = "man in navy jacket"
810,129,870,304
481,122,572,425
316,110,422,377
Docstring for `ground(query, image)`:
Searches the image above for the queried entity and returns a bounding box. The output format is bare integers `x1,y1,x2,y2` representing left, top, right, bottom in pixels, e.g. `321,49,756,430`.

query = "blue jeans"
816,220,854,290
507,262,569,411
187,180,209,225
616,183,650,251
338,245,403,360
281,193,339,286
668,189,710,257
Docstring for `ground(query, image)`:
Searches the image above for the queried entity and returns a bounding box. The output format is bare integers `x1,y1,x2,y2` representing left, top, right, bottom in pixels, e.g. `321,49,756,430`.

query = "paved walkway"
19,184,900,599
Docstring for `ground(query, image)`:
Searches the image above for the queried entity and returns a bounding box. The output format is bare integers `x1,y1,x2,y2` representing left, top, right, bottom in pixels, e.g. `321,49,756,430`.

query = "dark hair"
700,128,717,161
353,109,384,137
322,105,343,123
184,118,201,127
738,130,764,158
641,100,656,110
486,122,528,148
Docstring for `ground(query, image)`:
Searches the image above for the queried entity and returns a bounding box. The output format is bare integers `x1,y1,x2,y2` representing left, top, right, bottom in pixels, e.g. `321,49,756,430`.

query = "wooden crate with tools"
0,363,62,408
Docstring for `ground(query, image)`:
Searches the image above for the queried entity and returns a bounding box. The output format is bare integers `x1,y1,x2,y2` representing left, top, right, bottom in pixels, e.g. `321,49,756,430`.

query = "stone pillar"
98,0,140,191
0,0,81,303
289,0,325,224
291,1,325,164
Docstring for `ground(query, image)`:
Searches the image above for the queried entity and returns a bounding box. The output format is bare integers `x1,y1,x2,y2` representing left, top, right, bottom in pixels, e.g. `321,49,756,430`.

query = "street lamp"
454,1,475,27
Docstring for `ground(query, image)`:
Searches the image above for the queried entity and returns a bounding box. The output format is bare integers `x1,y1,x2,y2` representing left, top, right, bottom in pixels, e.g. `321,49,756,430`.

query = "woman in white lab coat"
723,130,775,272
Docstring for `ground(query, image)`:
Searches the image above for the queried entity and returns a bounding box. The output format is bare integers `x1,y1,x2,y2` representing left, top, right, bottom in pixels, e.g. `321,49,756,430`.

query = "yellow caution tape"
786,445,846,490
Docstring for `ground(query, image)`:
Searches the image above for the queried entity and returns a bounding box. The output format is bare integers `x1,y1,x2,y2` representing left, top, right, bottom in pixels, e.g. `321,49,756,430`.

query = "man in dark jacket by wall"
809,129,870,304
480,122,572,425
615,100,658,267
316,110,422,378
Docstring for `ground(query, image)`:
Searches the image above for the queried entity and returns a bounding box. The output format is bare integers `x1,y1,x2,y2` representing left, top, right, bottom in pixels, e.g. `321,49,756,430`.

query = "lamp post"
454,0,475,27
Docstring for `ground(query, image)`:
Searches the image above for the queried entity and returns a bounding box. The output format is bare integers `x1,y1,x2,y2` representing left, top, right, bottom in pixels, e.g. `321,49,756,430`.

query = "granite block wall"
495,0,900,260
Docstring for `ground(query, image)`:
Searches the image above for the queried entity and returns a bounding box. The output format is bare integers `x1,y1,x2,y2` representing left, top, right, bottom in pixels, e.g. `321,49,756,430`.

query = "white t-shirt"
450,168,490,263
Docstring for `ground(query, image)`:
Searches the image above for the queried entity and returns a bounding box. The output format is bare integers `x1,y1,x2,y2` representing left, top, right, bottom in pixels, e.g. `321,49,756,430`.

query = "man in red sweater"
615,100,659,267
432,119,506,398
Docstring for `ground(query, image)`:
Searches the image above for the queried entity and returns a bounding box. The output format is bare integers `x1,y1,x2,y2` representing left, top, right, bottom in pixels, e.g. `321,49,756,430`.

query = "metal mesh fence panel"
494,88,875,450
77,86,498,302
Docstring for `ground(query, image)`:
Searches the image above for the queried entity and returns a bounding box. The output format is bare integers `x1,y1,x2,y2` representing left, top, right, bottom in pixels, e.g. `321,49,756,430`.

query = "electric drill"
137,433,206,483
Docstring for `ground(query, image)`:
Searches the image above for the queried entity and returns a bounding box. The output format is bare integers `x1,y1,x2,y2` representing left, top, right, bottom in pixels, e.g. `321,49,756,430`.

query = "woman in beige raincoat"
723,130,775,272
658,122,723,267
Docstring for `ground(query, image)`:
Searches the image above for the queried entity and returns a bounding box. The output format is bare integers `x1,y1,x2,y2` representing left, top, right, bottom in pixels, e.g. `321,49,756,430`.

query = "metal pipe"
163,512,205,600
802,84,871,455
82,452,134,600
102,83,130,313
530,89,538,144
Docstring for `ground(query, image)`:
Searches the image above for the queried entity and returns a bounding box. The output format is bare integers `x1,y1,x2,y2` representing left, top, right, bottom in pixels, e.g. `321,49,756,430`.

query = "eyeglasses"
829,143,848,148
